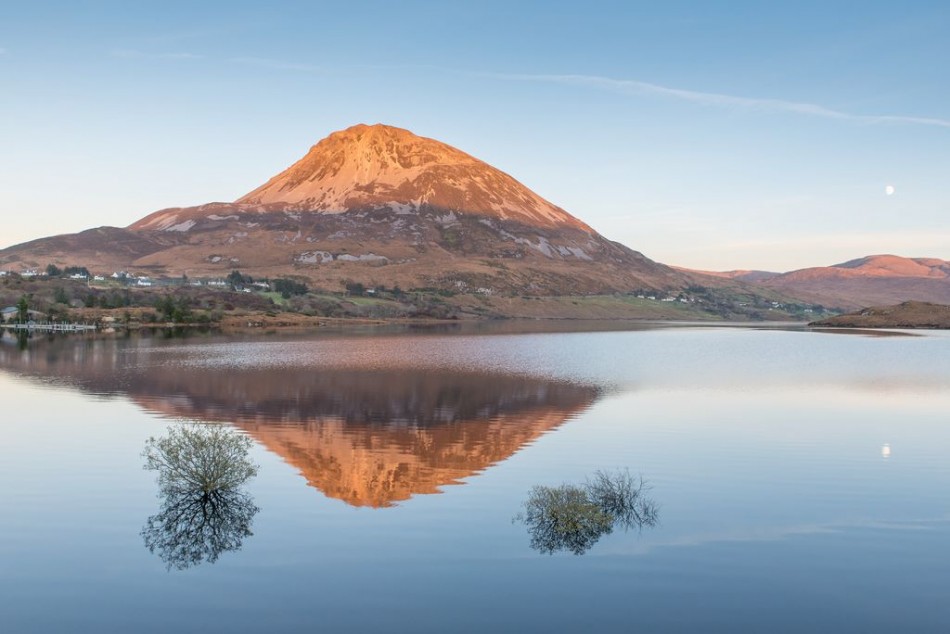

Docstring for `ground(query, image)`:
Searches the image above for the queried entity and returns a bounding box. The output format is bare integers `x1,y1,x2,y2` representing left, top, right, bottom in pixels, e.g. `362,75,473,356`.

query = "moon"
885,184,896,196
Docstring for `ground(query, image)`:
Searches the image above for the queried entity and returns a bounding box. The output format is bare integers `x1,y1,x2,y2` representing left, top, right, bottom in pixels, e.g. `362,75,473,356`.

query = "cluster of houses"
635,293,693,303
1,266,286,295
107,271,153,287
1,267,275,292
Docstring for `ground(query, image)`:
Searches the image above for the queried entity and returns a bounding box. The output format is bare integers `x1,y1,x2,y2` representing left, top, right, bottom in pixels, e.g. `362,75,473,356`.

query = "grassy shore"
810,301,950,329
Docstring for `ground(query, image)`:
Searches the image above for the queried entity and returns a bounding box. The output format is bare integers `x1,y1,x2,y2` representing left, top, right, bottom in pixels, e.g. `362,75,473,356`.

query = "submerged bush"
143,424,258,494
519,483,614,555
516,469,658,555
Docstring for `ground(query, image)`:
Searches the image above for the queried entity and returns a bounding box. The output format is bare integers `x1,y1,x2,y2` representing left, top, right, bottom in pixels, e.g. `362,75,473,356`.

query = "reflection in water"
142,488,258,571
516,470,658,555
0,335,600,507
144,370,599,508
142,425,259,570
0,328,32,351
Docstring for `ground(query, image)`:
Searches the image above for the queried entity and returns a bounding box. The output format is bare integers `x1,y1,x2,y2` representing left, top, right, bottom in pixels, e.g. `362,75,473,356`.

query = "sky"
1,0,948,271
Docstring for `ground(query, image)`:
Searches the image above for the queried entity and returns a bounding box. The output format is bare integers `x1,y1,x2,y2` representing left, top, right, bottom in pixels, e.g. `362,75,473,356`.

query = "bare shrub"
516,469,659,555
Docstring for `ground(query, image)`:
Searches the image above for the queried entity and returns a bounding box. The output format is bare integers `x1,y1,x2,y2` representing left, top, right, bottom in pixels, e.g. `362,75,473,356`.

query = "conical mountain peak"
6,123,684,299
237,123,589,229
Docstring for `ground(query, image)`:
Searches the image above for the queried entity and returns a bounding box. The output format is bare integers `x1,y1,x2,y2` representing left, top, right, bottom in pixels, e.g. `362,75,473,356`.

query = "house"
1,307,45,323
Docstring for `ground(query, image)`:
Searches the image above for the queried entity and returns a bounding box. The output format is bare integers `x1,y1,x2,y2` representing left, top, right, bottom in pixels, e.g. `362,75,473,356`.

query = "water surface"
1,325,949,632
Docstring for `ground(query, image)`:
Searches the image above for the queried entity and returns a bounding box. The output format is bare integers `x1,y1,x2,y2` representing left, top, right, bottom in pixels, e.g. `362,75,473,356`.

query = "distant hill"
810,301,950,329
674,267,780,284
693,255,950,310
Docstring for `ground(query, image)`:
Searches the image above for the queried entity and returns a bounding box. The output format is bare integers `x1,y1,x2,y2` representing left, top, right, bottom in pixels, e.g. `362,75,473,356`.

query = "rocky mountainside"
0,123,684,296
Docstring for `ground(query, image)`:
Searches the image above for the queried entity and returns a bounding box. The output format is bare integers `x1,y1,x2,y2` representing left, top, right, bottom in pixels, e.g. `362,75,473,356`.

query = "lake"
1,323,949,633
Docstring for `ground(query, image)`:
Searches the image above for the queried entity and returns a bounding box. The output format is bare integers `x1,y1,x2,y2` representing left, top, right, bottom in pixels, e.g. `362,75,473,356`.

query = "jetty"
6,322,97,332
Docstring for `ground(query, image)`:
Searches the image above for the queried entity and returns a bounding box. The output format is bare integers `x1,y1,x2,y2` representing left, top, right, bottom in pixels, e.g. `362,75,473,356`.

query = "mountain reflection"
0,335,601,507
138,369,599,507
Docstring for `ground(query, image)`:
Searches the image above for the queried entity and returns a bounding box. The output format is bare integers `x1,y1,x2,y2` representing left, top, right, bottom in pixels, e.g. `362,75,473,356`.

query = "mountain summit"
236,124,589,231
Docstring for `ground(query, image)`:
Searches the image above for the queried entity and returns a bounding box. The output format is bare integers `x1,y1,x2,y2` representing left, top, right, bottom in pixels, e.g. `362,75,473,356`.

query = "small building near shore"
1,307,46,323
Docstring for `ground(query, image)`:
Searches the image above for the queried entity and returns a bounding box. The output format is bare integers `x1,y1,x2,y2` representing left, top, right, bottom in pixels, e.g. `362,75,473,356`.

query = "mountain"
754,255,950,310
0,123,683,296
675,254,950,312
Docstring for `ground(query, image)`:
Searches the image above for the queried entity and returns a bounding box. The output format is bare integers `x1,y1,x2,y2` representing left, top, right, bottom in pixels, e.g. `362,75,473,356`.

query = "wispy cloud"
229,57,323,72
139,27,241,45
493,72,950,129
111,49,203,61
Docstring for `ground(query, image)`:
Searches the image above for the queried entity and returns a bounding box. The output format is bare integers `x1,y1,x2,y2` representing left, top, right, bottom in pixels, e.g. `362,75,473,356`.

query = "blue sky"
1,1,948,270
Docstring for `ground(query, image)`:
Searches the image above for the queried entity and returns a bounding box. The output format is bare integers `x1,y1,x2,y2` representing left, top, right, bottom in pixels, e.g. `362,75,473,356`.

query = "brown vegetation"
810,301,950,329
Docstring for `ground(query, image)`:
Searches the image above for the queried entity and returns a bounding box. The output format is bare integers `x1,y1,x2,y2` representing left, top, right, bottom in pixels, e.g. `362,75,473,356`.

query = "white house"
1,307,45,323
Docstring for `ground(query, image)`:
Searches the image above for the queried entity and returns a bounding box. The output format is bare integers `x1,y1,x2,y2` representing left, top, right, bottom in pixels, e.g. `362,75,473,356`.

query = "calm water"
1,324,949,633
